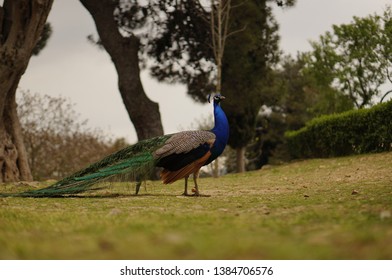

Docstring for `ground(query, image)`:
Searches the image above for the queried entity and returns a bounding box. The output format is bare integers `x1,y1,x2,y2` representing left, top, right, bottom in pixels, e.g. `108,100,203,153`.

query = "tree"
148,0,294,97
146,0,215,102
221,0,284,172
304,7,392,108
279,55,353,128
80,0,164,141
248,55,354,168
18,91,121,180
209,0,244,95
0,0,53,182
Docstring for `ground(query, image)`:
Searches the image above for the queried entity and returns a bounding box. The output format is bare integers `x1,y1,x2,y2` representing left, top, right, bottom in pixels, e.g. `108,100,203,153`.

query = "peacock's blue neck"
212,103,229,143
209,102,229,162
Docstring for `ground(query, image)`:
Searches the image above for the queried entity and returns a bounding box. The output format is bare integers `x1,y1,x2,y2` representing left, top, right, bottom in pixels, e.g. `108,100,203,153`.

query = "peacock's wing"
154,130,216,183
19,134,172,197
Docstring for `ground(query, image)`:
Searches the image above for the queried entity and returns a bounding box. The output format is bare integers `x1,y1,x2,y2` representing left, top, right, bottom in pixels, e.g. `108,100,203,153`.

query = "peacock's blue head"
208,93,225,105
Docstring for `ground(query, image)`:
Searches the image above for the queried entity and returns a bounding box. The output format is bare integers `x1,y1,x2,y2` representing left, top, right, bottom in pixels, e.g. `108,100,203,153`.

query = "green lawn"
0,152,391,259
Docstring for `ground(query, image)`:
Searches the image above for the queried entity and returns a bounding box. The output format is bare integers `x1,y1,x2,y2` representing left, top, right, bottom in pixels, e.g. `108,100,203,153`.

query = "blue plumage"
206,95,230,165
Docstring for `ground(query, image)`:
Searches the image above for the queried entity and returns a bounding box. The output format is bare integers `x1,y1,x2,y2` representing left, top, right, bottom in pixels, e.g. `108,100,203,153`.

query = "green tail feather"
1,134,171,197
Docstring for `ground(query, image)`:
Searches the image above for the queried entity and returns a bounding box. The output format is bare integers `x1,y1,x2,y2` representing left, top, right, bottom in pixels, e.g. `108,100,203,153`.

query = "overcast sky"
19,0,391,143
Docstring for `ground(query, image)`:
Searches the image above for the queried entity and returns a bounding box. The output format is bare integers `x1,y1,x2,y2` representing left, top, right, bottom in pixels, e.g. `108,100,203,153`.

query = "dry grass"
0,152,391,259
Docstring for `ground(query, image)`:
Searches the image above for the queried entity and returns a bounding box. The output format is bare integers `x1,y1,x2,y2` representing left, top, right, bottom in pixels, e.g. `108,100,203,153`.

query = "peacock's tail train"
0,135,171,197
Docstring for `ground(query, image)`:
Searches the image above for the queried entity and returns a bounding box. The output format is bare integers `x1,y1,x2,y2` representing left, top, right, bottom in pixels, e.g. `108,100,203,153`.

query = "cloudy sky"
19,0,391,143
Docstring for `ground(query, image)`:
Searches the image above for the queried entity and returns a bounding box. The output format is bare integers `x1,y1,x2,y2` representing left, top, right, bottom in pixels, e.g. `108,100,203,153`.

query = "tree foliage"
304,7,392,108
17,91,123,180
222,0,280,147
32,23,52,56
145,0,215,101
248,55,353,168
144,0,296,101
279,56,353,128
219,0,297,172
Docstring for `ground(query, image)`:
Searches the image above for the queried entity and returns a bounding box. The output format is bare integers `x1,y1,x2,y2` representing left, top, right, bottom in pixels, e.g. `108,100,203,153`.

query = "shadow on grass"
29,193,210,199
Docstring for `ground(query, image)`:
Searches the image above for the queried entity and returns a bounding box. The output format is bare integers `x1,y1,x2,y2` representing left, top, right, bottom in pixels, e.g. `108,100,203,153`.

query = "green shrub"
285,100,392,158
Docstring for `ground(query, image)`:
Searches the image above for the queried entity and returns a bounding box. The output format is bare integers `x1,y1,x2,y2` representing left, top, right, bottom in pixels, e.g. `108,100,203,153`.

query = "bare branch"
231,0,248,9
380,89,392,103
207,0,247,92
226,24,247,38
386,67,392,84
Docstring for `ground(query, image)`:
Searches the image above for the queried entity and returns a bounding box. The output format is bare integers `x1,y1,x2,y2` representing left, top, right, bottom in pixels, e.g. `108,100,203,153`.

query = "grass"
0,152,391,259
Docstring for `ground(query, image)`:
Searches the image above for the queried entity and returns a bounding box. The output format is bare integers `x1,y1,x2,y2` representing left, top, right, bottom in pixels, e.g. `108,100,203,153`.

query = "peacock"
1,94,229,197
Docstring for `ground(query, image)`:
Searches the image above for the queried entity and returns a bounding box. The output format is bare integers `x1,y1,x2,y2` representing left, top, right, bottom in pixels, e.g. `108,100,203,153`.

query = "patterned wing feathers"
154,130,215,159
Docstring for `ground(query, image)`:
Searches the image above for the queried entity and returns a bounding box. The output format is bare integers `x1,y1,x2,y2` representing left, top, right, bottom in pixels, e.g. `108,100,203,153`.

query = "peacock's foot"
181,191,210,197
182,191,199,196
192,187,210,197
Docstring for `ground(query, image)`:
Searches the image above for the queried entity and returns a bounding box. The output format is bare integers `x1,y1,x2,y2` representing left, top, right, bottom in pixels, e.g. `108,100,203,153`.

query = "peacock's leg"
135,180,142,195
191,169,210,197
192,170,200,196
182,175,189,196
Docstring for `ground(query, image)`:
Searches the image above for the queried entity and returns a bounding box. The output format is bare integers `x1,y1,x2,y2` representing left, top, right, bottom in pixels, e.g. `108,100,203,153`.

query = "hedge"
285,100,392,158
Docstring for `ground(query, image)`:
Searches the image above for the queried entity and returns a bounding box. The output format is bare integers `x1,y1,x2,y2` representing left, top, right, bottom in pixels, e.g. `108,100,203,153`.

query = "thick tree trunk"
0,80,32,182
80,0,164,140
236,146,246,173
0,0,53,182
